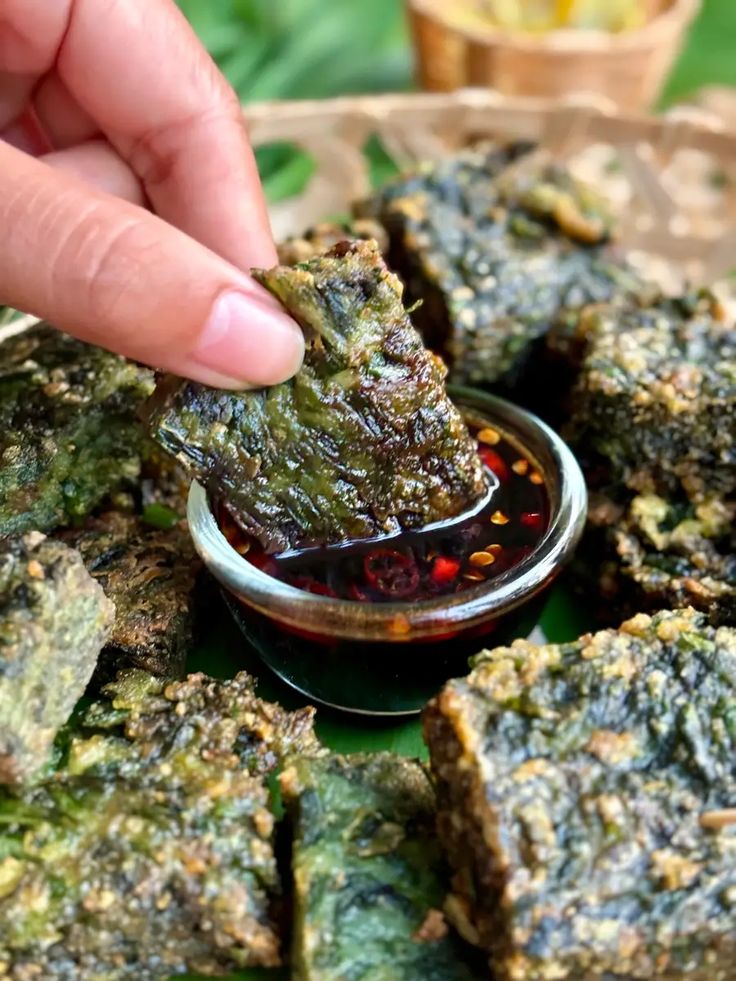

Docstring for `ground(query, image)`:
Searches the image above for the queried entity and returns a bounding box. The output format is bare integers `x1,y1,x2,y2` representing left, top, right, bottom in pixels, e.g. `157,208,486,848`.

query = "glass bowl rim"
187,386,587,641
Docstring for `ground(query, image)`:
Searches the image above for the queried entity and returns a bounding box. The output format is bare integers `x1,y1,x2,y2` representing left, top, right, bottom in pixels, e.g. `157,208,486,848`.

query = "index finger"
2,0,276,270
62,0,276,269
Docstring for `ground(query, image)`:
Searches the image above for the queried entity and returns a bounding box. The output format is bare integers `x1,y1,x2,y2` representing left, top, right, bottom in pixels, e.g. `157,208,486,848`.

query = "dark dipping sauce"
220,421,550,604
213,399,562,715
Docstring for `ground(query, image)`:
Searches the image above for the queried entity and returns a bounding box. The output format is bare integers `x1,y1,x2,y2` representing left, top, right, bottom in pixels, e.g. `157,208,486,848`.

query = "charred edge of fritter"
422,691,510,957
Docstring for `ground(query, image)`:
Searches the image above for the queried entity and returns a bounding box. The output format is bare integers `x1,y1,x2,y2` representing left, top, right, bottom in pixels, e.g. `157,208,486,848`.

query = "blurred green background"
175,0,736,203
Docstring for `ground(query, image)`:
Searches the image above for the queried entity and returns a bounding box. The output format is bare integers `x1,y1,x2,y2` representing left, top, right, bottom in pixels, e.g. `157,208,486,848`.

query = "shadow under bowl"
187,386,587,716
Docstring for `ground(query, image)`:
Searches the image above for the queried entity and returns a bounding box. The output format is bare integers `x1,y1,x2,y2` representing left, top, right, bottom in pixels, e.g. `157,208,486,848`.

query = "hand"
0,0,304,387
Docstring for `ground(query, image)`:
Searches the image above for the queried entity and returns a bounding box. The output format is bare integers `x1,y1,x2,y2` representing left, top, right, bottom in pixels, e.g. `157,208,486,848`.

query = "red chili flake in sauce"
520,512,544,531
220,423,549,604
478,447,509,482
430,556,461,586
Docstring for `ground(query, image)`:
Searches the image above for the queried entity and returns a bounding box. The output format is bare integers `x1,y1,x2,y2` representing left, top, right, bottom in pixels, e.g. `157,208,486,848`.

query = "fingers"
0,0,276,272
1,107,52,155
0,141,303,388
59,0,276,270
41,140,146,205
0,72,39,131
0,0,71,125
33,70,97,149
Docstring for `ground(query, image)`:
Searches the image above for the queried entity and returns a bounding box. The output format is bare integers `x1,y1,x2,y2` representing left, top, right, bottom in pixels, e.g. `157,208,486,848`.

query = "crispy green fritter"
577,491,736,626
61,512,200,683
537,279,664,422
277,218,388,265
544,279,662,373
561,291,735,627
0,766,278,980
0,532,113,786
358,145,640,387
280,753,482,981
567,291,736,501
0,326,154,537
146,241,488,554
0,670,323,978
72,668,322,779
424,608,736,980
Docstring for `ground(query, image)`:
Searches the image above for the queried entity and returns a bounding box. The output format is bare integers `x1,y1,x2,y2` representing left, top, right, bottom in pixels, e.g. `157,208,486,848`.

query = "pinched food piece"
0,669,318,977
580,491,736,626
277,218,388,264
0,326,154,537
0,533,113,786
280,753,481,981
61,512,201,683
567,291,735,501
72,668,322,779
424,608,736,980
359,145,640,387
146,241,488,553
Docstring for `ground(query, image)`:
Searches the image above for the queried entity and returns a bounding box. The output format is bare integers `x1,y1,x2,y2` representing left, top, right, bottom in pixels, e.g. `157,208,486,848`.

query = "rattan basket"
244,88,736,299
5,86,736,343
406,0,700,113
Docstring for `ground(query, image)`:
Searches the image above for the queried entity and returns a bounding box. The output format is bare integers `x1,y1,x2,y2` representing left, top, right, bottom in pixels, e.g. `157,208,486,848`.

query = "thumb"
0,141,304,388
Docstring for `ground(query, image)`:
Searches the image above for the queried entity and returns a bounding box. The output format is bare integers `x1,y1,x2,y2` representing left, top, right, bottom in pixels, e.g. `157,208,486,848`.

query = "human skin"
0,0,304,388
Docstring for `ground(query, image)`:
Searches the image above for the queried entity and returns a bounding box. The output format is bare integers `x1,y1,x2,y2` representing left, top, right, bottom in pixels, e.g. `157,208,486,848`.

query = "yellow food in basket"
454,0,646,33
562,0,646,31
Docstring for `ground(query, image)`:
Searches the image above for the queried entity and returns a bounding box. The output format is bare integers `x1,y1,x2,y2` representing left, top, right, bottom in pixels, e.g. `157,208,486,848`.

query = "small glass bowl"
188,386,587,716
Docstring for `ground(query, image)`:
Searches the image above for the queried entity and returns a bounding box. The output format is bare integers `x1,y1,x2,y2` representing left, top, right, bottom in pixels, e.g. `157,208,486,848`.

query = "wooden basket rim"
6,87,736,345
242,89,736,287
244,88,736,160
407,0,700,52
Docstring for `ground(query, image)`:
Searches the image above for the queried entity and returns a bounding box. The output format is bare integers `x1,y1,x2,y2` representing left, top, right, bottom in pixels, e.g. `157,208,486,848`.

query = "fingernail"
192,290,304,387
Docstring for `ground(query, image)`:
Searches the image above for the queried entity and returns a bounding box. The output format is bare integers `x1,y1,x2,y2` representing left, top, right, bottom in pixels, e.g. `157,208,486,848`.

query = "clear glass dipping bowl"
188,387,587,715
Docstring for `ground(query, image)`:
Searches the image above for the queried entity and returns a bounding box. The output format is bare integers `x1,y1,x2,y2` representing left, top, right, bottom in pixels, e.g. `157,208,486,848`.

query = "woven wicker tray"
246,89,736,297
7,87,736,342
